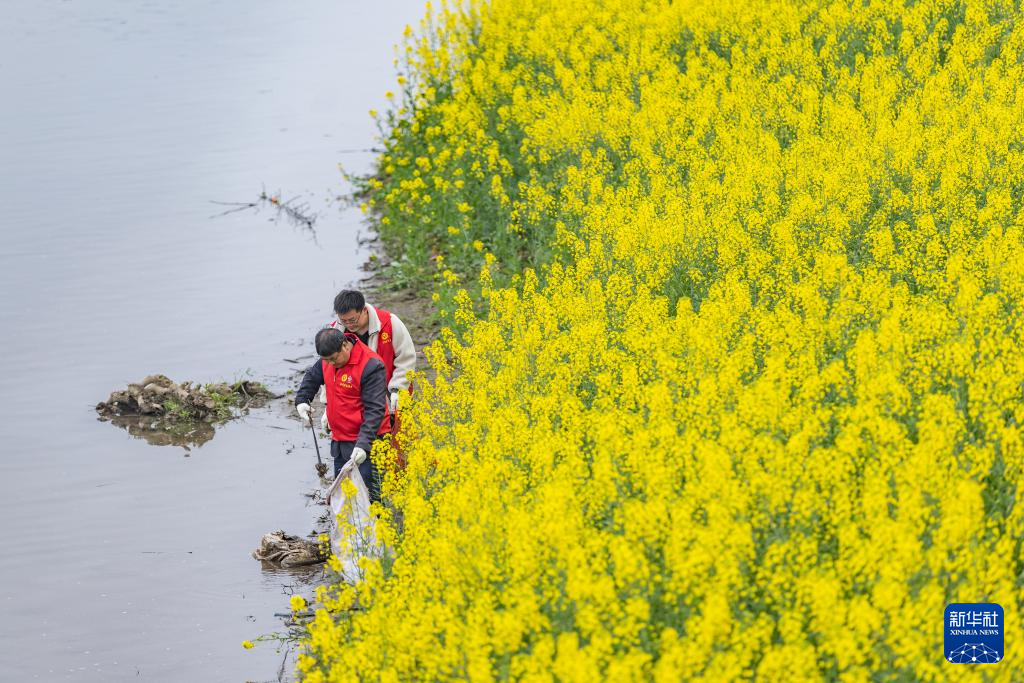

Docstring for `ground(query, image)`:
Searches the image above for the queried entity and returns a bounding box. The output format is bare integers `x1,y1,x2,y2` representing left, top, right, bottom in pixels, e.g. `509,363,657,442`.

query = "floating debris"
252,531,328,567
211,187,319,241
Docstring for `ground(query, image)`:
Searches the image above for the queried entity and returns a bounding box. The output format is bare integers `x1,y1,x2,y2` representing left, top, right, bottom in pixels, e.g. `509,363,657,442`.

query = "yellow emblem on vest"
340,373,350,383
381,331,391,343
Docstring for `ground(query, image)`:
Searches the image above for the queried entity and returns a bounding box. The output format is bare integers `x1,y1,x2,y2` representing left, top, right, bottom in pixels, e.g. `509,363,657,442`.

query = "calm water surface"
0,1,425,679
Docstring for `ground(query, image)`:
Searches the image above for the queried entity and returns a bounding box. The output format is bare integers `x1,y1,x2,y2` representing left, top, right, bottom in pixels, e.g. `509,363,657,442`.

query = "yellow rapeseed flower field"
304,0,1024,679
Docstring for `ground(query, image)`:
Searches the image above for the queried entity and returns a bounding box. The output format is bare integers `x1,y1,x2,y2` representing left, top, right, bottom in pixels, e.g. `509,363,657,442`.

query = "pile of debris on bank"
96,374,272,421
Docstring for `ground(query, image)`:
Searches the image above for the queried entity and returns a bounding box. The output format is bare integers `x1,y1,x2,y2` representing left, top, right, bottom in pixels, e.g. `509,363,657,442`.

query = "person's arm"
295,361,325,407
387,313,417,394
355,359,387,452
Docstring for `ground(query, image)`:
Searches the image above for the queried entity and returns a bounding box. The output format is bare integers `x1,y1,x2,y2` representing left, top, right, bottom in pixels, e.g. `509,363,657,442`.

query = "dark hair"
314,327,353,357
333,290,366,316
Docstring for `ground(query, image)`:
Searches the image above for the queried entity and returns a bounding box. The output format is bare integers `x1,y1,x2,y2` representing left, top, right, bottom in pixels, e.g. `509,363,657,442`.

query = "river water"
0,1,424,679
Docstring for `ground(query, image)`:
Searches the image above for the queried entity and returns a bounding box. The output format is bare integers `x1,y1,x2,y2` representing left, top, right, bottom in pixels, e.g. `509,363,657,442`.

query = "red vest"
375,308,396,384
375,308,414,396
322,341,390,442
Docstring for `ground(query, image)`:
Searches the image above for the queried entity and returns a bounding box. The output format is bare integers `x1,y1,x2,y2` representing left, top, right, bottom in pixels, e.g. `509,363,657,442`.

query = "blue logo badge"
945,603,1003,664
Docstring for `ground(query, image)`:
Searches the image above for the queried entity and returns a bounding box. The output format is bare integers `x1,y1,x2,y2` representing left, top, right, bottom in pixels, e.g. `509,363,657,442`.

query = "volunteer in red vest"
327,289,416,415
295,328,390,502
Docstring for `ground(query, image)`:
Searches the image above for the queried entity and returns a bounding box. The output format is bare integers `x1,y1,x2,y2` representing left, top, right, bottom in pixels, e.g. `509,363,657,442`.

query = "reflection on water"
98,413,217,449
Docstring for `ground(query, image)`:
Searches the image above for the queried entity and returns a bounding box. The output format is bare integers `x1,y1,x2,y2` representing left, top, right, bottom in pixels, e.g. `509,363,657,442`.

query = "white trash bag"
324,459,380,583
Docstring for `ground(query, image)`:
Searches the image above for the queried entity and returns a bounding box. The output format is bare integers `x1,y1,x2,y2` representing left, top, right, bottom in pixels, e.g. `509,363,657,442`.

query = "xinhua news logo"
945,603,1003,664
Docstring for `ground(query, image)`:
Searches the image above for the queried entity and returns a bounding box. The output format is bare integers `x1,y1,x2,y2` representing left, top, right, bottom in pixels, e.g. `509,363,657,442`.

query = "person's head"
333,290,368,332
315,327,357,367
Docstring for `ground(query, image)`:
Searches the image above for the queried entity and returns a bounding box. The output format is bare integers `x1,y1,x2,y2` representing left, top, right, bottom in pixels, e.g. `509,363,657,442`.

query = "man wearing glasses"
326,289,416,415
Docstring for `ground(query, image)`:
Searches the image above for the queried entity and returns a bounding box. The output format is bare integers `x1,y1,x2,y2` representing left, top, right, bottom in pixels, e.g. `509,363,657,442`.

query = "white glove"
388,391,399,413
351,447,367,465
296,403,312,424
320,410,329,432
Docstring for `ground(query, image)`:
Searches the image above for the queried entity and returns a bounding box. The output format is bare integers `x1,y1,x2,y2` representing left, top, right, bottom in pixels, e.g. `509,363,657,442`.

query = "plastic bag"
324,459,379,583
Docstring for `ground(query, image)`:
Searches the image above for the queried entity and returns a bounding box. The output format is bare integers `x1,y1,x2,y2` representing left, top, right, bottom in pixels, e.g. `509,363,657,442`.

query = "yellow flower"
302,0,1024,679
242,640,254,650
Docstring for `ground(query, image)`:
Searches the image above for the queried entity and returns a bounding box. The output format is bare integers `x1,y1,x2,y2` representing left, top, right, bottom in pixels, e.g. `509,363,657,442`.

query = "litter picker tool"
308,415,329,478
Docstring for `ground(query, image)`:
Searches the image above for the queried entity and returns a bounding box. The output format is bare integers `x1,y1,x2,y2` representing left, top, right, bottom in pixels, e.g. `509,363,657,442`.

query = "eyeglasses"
337,309,362,327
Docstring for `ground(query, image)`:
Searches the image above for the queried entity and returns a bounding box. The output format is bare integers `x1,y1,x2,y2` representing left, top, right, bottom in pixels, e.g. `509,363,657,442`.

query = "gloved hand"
351,446,367,465
388,391,399,413
296,403,312,424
